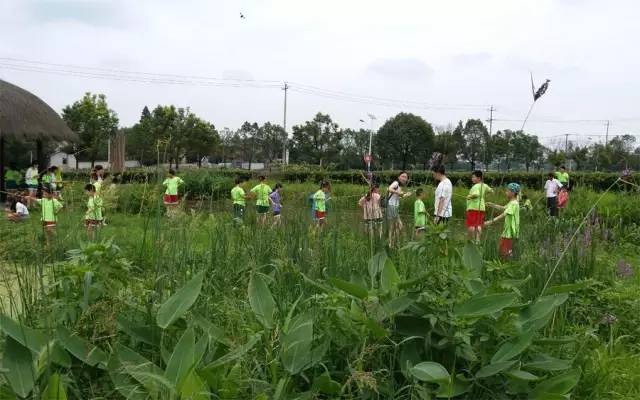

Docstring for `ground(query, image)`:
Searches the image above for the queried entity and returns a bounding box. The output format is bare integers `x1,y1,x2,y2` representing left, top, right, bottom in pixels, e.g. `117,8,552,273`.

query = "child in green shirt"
35,188,63,246
466,170,493,243
231,177,247,224
313,181,331,226
163,169,184,206
414,188,427,237
250,175,272,226
84,184,104,240
485,183,520,260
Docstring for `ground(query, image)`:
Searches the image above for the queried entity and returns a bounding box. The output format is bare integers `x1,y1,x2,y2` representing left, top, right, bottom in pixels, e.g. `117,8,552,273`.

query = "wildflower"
621,168,632,178
601,313,618,325
616,259,634,279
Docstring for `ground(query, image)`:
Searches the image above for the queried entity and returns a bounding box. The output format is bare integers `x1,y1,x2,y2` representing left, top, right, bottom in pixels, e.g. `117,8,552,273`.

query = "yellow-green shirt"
231,186,246,206
25,167,38,185
555,172,569,184
313,190,326,212
251,183,272,207
502,200,520,239
466,183,492,211
36,198,63,222
414,199,426,227
85,196,103,221
163,176,184,196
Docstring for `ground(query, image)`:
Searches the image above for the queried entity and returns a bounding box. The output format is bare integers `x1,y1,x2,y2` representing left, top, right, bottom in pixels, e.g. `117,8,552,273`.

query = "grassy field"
0,179,638,399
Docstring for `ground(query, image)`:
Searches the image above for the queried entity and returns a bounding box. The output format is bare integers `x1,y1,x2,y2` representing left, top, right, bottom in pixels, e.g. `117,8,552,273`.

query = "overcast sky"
1,0,640,148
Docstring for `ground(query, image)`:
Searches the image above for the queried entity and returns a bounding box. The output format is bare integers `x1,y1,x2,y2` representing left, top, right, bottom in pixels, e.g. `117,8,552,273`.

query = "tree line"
7,92,636,172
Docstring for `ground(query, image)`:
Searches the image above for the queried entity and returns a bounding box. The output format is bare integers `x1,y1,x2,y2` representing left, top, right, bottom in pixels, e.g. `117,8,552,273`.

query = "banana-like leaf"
328,278,368,299
56,327,107,368
491,331,535,363
41,373,68,400
180,370,209,400
410,361,450,383
0,315,46,352
248,273,276,329
454,293,518,318
380,260,400,295
157,272,205,329
475,360,518,379
3,337,35,398
281,313,313,375
165,328,196,390
203,333,261,370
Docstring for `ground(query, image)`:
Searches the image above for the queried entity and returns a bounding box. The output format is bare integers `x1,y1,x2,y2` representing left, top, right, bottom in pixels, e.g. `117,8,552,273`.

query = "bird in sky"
240,12,245,19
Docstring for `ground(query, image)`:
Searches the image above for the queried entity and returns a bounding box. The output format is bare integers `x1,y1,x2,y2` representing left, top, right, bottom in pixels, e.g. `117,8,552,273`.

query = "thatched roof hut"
0,79,77,198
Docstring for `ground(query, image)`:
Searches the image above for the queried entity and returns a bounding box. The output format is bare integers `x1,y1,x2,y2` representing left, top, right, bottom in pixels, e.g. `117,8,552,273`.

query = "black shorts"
547,197,558,216
233,204,245,219
435,216,449,224
256,205,270,214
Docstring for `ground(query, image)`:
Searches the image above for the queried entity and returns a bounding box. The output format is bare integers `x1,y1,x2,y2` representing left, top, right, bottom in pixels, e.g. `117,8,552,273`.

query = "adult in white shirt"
386,171,411,247
544,172,563,217
432,165,453,224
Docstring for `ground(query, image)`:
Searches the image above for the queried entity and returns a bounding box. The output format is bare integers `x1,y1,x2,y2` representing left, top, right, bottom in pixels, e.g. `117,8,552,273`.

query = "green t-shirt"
5,169,22,183
36,198,63,222
502,200,520,239
466,183,492,211
555,171,569,184
85,196,104,221
313,190,326,212
163,176,184,195
414,199,426,227
251,183,272,207
231,186,246,206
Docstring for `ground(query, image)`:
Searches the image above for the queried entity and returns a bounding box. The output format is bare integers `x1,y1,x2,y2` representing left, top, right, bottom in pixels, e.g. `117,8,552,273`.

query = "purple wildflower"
621,168,633,178
616,260,634,279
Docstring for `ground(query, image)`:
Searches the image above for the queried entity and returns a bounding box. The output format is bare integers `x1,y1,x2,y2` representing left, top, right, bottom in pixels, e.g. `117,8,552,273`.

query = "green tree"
181,112,219,167
512,131,544,171
62,93,119,167
237,122,260,169
546,150,566,169
256,122,285,164
339,128,370,169
375,112,434,170
460,119,488,171
568,144,589,171
434,124,464,170
290,113,343,167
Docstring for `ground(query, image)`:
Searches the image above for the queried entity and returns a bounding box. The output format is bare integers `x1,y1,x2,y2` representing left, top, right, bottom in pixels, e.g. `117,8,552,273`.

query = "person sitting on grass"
485,183,520,260
231,177,248,225
250,176,273,226
466,170,493,244
84,184,104,241
162,169,184,206
34,188,63,247
313,181,331,227
270,183,284,227
358,184,383,239
6,195,29,222
414,188,427,238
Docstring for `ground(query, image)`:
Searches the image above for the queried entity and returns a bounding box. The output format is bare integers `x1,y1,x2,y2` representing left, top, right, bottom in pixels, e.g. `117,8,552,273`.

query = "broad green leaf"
204,333,260,370
530,369,580,399
529,393,569,400
454,293,518,317
380,260,400,294
41,373,68,400
395,316,430,337
193,314,229,346
56,327,107,368
475,360,518,379
368,252,387,282
36,341,72,376
0,315,46,352
533,337,576,346
364,318,388,338
248,273,276,329
543,280,594,295
506,369,540,381
435,377,470,398
312,373,341,395
107,352,146,400
524,355,572,372
181,370,209,400
411,362,450,383
491,331,535,363
281,313,313,374
157,272,205,329
383,295,414,318
115,344,165,394
328,278,368,299
165,328,196,389
117,316,161,346
3,337,35,398
517,294,568,332
463,243,483,277
219,362,241,400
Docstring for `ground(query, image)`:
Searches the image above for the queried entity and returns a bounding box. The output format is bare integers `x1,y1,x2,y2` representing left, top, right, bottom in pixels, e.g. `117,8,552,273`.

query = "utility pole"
488,106,495,136
282,82,289,165
605,120,610,145
564,133,569,153
484,106,495,171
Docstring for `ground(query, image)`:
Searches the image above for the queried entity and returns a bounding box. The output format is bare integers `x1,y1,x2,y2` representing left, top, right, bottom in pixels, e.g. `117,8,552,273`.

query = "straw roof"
0,79,77,142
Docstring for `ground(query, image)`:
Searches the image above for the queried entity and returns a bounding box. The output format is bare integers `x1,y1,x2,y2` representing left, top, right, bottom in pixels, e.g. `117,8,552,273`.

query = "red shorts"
42,221,56,227
315,211,326,220
85,219,101,227
163,194,179,204
466,210,485,227
499,237,514,259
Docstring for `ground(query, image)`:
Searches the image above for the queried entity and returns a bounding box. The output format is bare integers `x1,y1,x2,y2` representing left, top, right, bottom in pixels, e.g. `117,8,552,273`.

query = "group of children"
230,175,286,226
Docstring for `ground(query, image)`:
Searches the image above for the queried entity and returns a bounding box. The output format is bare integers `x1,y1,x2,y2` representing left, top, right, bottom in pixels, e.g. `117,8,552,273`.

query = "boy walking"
231,177,247,224
414,188,427,237
251,176,272,226
313,181,331,227
163,169,184,206
84,184,103,240
466,170,493,243
485,183,520,260
35,188,63,246
544,172,563,217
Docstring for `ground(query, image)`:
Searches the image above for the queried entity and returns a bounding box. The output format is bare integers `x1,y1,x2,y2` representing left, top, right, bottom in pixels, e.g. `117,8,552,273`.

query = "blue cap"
507,182,521,193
